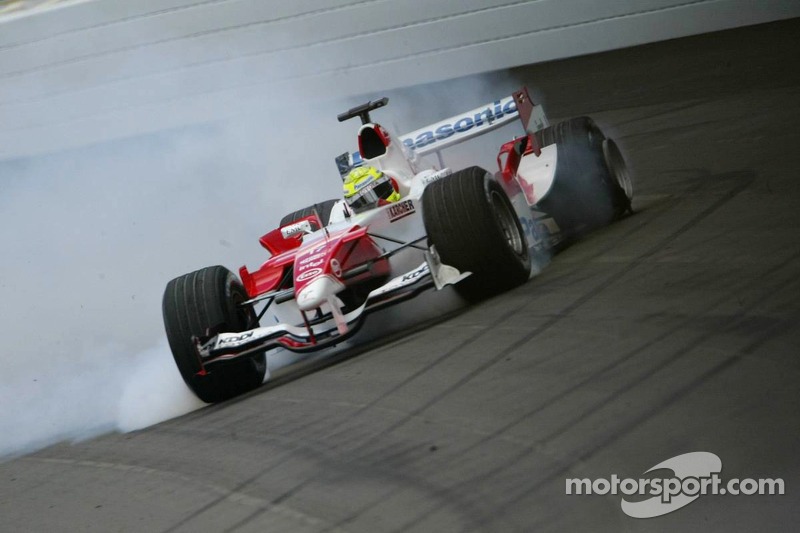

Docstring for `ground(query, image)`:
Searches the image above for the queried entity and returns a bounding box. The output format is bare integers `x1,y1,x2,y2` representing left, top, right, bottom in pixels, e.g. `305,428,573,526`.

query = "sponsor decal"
401,98,518,151
420,168,452,185
296,268,323,282
401,264,428,283
342,97,520,171
218,331,254,346
281,219,313,239
299,258,324,270
387,199,415,222
566,451,785,519
372,263,430,297
298,252,326,265
353,178,373,191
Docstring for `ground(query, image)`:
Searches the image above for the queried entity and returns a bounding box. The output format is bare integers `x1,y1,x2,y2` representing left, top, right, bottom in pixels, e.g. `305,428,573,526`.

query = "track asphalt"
1,18,798,533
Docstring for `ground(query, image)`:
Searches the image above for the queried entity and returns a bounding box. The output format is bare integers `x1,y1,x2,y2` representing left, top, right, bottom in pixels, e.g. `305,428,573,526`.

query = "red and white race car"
162,88,633,403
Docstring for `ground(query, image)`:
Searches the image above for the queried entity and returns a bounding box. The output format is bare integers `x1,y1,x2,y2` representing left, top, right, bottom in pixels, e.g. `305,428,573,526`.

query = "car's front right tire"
422,166,531,301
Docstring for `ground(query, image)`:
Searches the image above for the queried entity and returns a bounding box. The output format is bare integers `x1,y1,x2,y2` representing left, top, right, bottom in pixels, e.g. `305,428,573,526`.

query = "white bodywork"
400,96,520,157
515,144,558,205
203,91,562,365
331,95,559,283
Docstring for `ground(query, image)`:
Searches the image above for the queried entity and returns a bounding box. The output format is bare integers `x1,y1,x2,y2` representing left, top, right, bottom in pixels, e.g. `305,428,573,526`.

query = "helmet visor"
346,175,395,213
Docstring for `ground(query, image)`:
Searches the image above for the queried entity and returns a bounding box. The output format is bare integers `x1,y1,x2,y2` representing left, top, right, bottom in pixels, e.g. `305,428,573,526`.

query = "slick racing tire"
280,199,340,227
423,166,531,301
535,117,631,230
163,266,267,403
602,137,634,216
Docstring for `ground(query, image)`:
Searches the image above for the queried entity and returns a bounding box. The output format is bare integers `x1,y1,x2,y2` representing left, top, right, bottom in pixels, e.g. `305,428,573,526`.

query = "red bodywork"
239,216,390,300
497,134,541,205
496,87,542,205
497,87,541,180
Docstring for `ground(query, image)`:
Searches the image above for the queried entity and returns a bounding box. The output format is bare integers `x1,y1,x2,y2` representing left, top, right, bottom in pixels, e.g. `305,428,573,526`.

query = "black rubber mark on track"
612,98,713,127
325,172,722,441
376,173,753,436
393,257,799,532
161,462,287,533
488,309,795,531
317,304,526,443
163,172,752,531
292,173,757,531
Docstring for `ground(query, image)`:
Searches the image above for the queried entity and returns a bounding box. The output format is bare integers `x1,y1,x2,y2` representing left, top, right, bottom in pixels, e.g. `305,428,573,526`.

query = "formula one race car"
162,88,633,402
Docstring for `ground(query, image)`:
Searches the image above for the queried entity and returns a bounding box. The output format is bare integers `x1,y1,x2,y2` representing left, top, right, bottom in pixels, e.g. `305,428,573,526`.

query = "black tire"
162,266,267,403
602,137,634,217
535,117,631,229
279,199,339,227
422,166,531,301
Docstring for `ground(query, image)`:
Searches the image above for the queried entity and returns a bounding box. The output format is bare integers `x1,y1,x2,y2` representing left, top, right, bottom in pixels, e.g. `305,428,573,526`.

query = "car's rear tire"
535,117,631,229
280,199,339,227
422,166,531,301
162,266,266,403
602,138,633,217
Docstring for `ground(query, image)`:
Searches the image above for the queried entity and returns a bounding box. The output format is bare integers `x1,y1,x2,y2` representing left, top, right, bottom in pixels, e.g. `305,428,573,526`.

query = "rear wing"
337,87,548,175
400,89,547,158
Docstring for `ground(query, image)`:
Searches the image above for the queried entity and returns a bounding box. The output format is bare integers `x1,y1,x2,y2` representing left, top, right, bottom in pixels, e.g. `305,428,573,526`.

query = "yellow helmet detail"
343,166,400,213
343,166,382,199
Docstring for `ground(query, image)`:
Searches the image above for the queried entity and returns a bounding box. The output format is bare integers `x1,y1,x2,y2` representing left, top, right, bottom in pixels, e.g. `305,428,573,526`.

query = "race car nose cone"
296,274,344,311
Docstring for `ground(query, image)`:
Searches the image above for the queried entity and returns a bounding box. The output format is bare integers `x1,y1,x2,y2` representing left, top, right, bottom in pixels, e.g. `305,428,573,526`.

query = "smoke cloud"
0,38,526,457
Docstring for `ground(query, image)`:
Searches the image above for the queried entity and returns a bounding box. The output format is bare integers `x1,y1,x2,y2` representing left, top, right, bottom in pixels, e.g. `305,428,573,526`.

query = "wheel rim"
490,190,525,256
603,139,633,200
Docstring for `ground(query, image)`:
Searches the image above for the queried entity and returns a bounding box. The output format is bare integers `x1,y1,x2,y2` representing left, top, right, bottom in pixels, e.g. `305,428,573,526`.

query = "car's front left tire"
162,266,266,403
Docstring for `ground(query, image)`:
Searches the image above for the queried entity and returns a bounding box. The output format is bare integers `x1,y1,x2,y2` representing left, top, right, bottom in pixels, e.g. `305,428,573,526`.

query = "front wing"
195,257,468,372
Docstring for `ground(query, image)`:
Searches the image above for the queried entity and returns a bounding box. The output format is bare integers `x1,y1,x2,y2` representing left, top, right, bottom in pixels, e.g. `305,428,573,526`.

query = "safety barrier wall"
1,0,798,159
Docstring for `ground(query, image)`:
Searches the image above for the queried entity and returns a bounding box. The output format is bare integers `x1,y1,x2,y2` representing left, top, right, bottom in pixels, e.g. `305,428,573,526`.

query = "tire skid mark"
610,98,713,127
165,424,486,533
32,175,752,531
386,266,799,531
151,418,489,532
23,453,340,533
520,172,714,286
159,391,535,465
390,261,800,532
484,310,796,530
316,304,526,443
253,173,754,526
45,172,748,531
434,251,799,474
372,173,753,436
326,171,720,434
537,278,798,449
157,448,341,533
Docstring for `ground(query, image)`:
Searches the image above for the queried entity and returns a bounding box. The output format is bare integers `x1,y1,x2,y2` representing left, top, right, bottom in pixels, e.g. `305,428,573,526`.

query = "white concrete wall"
1,0,798,159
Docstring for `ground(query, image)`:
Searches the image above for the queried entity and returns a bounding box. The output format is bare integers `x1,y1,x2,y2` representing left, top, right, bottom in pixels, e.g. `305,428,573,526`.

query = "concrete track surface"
2,19,799,532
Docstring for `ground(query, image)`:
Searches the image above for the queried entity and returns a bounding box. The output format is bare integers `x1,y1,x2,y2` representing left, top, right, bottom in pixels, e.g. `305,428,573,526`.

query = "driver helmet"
343,166,400,213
